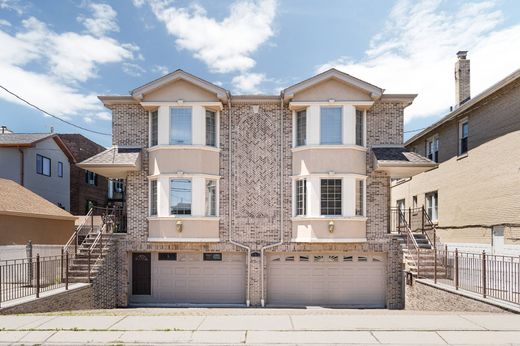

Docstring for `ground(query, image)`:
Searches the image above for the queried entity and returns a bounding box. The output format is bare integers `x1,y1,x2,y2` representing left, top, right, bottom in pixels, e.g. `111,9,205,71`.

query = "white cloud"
0,13,138,120
231,73,266,93
77,3,119,37
151,64,169,75
0,19,11,27
146,0,277,73
0,0,24,14
317,0,520,123
122,62,146,77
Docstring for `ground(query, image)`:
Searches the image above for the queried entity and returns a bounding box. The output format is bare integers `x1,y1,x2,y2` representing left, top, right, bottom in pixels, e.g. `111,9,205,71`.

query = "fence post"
455,248,459,290
65,252,69,290
60,248,64,284
434,247,437,283
75,230,78,255
26,240,33,286
417,249,420,277
36,254,40,298
88,251,91,282
482,251,487,298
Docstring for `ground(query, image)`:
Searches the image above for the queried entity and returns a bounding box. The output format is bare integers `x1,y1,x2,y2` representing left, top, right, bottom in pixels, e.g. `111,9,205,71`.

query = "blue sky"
1,0,519,147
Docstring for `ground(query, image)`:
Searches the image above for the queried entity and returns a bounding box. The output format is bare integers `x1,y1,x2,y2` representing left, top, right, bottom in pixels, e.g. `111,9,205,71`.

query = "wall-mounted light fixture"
176,220,183,233
328,220,335,233
252,105,260,114
177,99,184,104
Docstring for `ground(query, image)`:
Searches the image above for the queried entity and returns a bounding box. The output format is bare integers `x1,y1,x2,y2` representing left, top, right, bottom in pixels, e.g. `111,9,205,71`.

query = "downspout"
260,94,285,307
227,94,252,307
18,148,24,186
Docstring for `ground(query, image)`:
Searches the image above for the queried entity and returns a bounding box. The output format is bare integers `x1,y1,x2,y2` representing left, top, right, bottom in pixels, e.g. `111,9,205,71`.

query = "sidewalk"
0,309,519,345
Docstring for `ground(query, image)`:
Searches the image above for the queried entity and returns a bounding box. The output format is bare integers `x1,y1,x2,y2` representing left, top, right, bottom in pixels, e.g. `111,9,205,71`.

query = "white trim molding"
291,145,367,153
147,145,221,153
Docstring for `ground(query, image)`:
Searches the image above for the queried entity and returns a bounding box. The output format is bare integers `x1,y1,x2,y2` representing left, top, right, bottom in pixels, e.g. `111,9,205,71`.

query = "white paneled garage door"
267,253,387,307
150,252,246,304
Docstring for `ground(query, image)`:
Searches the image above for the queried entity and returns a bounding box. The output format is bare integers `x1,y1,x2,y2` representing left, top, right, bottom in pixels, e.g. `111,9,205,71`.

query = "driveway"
0,308,519,345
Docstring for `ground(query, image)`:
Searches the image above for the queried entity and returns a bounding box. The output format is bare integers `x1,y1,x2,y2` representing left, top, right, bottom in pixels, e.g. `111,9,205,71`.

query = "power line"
0,85,111,136
404,127,427,134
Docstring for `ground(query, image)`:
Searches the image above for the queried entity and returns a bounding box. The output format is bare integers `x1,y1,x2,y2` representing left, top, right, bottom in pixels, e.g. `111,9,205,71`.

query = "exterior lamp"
176,220,183,233
328,220,335,233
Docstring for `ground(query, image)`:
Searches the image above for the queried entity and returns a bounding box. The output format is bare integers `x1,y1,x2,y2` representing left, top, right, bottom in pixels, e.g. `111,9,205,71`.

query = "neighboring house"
391,52,520,255
57,134,109,215
0,132,110,215
79,69,434,308
0,178,76,245
0,133,73,210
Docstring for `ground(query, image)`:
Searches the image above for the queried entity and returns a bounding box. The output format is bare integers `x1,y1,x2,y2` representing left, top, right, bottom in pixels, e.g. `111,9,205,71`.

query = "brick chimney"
455,51,470,107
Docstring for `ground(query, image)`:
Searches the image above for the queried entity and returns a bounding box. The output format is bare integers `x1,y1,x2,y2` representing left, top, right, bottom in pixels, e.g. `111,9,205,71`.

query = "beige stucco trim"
291,238,368,243
148,145,221,153
291,216,367,221
291,173,367,179
289,101,374,110
291,218,367,242
291,145,367,153
147,216,220,221
0,210,77,221
147,173,222,180
98,96,139,106
140,101,223,111
147,237,221,243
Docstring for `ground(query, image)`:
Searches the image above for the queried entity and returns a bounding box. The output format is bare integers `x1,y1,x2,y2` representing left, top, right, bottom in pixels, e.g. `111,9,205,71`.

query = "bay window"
295,110,307,147
205,179,217,216
320,107,342,144
150,110,158,146
170,179,191,215
355,179,364,216
355,109,364,146
150,180,157,216
295,179,307,216
320,179,342,215
206,110,217,147
170,107,192,145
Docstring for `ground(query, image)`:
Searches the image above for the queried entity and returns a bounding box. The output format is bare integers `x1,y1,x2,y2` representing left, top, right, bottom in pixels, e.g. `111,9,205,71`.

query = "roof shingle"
0,133,53,146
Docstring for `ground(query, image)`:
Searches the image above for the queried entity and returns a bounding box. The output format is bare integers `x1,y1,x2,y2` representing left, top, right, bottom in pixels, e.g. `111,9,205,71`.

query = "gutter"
227,94,252,307
259,94,285,307
18,148,24,186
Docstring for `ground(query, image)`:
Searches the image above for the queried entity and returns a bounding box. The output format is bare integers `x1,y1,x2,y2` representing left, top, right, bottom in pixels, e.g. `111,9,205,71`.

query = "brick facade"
58,134,108,215
107,96,407,309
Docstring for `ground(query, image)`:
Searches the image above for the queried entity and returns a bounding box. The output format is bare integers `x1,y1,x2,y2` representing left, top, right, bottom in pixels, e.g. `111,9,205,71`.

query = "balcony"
148,217,220,242
291,217,367,243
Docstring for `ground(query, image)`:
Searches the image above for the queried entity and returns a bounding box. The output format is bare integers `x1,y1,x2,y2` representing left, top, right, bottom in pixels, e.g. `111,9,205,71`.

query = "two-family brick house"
79,69,435,308
392,52,520,255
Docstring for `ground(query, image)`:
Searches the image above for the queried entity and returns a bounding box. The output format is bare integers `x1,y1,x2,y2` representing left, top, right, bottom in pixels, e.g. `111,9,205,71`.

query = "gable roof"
57,134,106,162
406,68,520,146
130,69,229,103
0,178,76,220
282,68,384,102
0,133,53,146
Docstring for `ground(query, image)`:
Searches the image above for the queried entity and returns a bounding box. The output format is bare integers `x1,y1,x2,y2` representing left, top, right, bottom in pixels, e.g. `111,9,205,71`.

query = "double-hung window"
57,161,63,178
170,179,191,215
355,179,364,216
36,154,51,176
459,119,468,155
426,191,438,221
295,179,307,216
426,135,439,162
205,180,217,216
170,107,192,145
150,110,158,146
150,180,158,216
206,110,217,147
295,110,306,147
320,107,342,144
320,179,342,216
85,171,97,186
355,109,364,146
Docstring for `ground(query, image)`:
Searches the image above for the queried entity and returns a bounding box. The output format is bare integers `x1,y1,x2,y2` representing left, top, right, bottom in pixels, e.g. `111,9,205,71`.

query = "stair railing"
64,207,93,255
421,206,439,251
86,207,116,281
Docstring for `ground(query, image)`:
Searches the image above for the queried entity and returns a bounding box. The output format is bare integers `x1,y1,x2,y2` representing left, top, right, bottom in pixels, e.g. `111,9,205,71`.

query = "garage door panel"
268,253,387,307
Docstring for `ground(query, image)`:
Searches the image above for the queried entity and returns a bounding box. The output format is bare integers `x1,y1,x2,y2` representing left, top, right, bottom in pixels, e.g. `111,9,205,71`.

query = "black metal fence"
0,253,71,306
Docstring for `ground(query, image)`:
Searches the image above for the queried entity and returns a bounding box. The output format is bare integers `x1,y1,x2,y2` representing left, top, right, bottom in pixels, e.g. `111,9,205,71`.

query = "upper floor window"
426,135,439,162
150,110,158,146
205,110,217,147
36,154,51,176
170,107,192,145
57,161,63,178
320,107,342,144
170,179,191,215
205,179,217,216
295,110,307,147
459,119,468,155
355,109,364,146
320,179,342,216
295,179,307,216
85,171,97,186
150,180,158,216
355,179,364,216
426,191,438,221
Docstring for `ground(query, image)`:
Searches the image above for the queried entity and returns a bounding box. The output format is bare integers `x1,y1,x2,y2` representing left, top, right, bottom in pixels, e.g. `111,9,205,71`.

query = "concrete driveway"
0,308,519,345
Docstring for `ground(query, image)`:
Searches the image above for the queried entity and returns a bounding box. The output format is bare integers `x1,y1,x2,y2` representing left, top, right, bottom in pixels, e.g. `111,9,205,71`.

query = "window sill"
291,216,367,221
148,145,221,153
147,216,220,221
457,153,468,160
291,145,367,152
147,237,220,243
291,238,368,243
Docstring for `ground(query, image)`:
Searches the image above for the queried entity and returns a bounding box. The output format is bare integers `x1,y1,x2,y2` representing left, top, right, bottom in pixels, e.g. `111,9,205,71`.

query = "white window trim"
148,178,158,217
148,109,159,148
425,191,439,222
169,177,193,216
291,144,367,153
426,134,439,162
320,105,343,145
292,177,307,217
458,117,469,156
147,145,221,153
204,108,220,148
204,177,219,217
292,108,308,148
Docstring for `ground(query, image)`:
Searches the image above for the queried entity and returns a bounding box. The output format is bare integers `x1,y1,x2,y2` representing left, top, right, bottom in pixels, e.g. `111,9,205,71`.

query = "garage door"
267,253,386,307
151,252,246,304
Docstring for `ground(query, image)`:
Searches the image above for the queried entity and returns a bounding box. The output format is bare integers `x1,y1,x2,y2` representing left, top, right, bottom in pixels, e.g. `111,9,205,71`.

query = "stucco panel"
292,78,372,102
148,218,219,239
292,148,366,175
143,79,219,102
292,219,366,241
149,148,219,175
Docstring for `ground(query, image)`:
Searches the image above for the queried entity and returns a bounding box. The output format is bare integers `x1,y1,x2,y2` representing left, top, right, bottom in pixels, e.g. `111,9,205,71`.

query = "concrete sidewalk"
0,309,519,345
